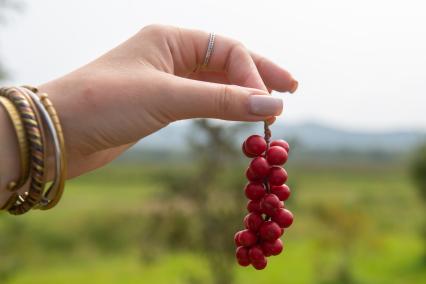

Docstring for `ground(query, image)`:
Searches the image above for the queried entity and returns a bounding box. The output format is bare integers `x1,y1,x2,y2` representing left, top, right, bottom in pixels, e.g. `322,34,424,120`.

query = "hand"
23,25,298,181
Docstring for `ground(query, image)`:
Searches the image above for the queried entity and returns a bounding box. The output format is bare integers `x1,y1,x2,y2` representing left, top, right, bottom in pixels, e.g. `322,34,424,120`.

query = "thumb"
158,74,283,122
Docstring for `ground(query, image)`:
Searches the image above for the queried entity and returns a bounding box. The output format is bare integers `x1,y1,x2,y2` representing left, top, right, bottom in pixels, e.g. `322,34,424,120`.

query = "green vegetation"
411,143,426,262
1,155,424,283
412,143,426,200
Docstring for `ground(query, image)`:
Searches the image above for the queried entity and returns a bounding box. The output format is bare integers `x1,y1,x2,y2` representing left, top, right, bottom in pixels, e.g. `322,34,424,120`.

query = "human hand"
36,25,298,179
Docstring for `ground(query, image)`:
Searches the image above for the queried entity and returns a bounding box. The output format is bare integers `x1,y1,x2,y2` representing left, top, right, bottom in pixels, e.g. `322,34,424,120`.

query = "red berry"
244,135,267,156
237,258,251,266
244,183,266,201
236,246,250,259
234,231,243,246
268,167,288,186
252,256,267,270
242,142,257,158
260,194,283,216
244,213,264,232
259,221,282,241
260,246,272,257
272,208,294,228
270,139,290,153
248,246,265,261
270,185,291,201
261,238,283,256
236,246,251,266
245,167,263,182
249,157,270,179
266,146,288,165
247,200,262,213
238,229,257,246
260,242,272,257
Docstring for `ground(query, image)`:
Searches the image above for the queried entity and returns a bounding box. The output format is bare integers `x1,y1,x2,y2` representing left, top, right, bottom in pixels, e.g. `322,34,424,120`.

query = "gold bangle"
39,92,67,209
1,87,47,215
0,96,30,191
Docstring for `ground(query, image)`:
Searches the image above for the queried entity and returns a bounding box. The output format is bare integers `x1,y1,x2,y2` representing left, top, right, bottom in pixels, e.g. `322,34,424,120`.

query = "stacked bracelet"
0,85,67,215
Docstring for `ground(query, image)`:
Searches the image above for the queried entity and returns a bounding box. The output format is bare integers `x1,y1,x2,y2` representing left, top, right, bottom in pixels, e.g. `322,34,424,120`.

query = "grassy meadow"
0,158,425,284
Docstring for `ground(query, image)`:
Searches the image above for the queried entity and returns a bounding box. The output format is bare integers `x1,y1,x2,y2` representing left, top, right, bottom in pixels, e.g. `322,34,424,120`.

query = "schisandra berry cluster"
234,135,293,270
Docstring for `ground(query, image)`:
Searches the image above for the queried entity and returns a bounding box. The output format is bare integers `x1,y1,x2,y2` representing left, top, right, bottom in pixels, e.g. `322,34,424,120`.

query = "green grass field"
1,161,425,284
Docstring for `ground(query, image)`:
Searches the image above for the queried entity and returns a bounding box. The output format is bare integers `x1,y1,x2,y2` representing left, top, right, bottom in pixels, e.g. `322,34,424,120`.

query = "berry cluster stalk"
263,121,271,195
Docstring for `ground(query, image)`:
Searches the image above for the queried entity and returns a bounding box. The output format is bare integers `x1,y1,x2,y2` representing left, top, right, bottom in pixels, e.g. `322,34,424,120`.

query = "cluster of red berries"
234,135,293,270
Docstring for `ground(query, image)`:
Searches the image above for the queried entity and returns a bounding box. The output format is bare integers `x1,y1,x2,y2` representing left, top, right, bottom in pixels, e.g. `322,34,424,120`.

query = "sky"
0,0,425,131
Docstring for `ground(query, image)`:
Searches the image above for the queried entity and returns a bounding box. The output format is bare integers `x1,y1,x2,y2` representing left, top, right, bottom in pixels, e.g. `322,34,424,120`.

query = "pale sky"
0,0,425,131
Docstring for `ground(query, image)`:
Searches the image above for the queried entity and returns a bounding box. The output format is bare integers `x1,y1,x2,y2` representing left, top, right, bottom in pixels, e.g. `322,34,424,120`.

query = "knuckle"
225,40,248,71
231,40,247,54
215,85,234,116
140,24,164,34
256,55,267,68
139,24,175,37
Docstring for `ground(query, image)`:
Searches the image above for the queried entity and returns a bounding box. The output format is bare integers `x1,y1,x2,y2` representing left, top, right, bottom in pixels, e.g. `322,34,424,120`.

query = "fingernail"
249,95,283,116
290,80,298,94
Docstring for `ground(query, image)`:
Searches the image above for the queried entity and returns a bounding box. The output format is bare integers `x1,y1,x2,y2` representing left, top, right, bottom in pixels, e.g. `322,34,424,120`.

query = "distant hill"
135,120,425,153
273,122,425,152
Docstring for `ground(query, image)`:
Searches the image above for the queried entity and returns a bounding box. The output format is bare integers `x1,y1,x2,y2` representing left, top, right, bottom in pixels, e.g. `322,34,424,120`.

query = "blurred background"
0,0,425,283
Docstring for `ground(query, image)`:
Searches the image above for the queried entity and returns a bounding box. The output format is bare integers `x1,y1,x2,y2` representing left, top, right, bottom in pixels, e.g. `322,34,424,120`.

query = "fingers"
156,73,283,122
189,67,297,94
172,28,298,93
250,52,298,93
155,27,297,124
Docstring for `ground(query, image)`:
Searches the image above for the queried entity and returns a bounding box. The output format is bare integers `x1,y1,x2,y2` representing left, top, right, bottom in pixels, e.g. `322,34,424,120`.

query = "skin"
0,25,297,208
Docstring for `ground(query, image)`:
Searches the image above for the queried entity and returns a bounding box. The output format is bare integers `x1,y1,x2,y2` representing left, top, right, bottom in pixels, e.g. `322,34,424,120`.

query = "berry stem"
263,121,272,222
263,121,271,195
264,121,271,145
264,176,271,194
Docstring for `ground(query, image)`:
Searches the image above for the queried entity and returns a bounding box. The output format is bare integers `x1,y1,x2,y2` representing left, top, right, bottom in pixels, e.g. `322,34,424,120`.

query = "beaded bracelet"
1,87,47,215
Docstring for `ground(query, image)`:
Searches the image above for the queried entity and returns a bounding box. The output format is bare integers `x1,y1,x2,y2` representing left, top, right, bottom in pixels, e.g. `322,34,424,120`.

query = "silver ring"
202,32,215,68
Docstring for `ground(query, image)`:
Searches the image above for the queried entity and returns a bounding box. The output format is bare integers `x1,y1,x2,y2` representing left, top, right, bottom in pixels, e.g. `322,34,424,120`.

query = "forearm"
0,105,22,206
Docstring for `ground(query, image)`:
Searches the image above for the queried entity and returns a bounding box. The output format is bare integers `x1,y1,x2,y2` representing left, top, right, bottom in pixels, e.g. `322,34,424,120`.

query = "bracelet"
0,96,30,191
20,86,67,210
1,87,47,215
39,92,67,209
0,85,67,214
